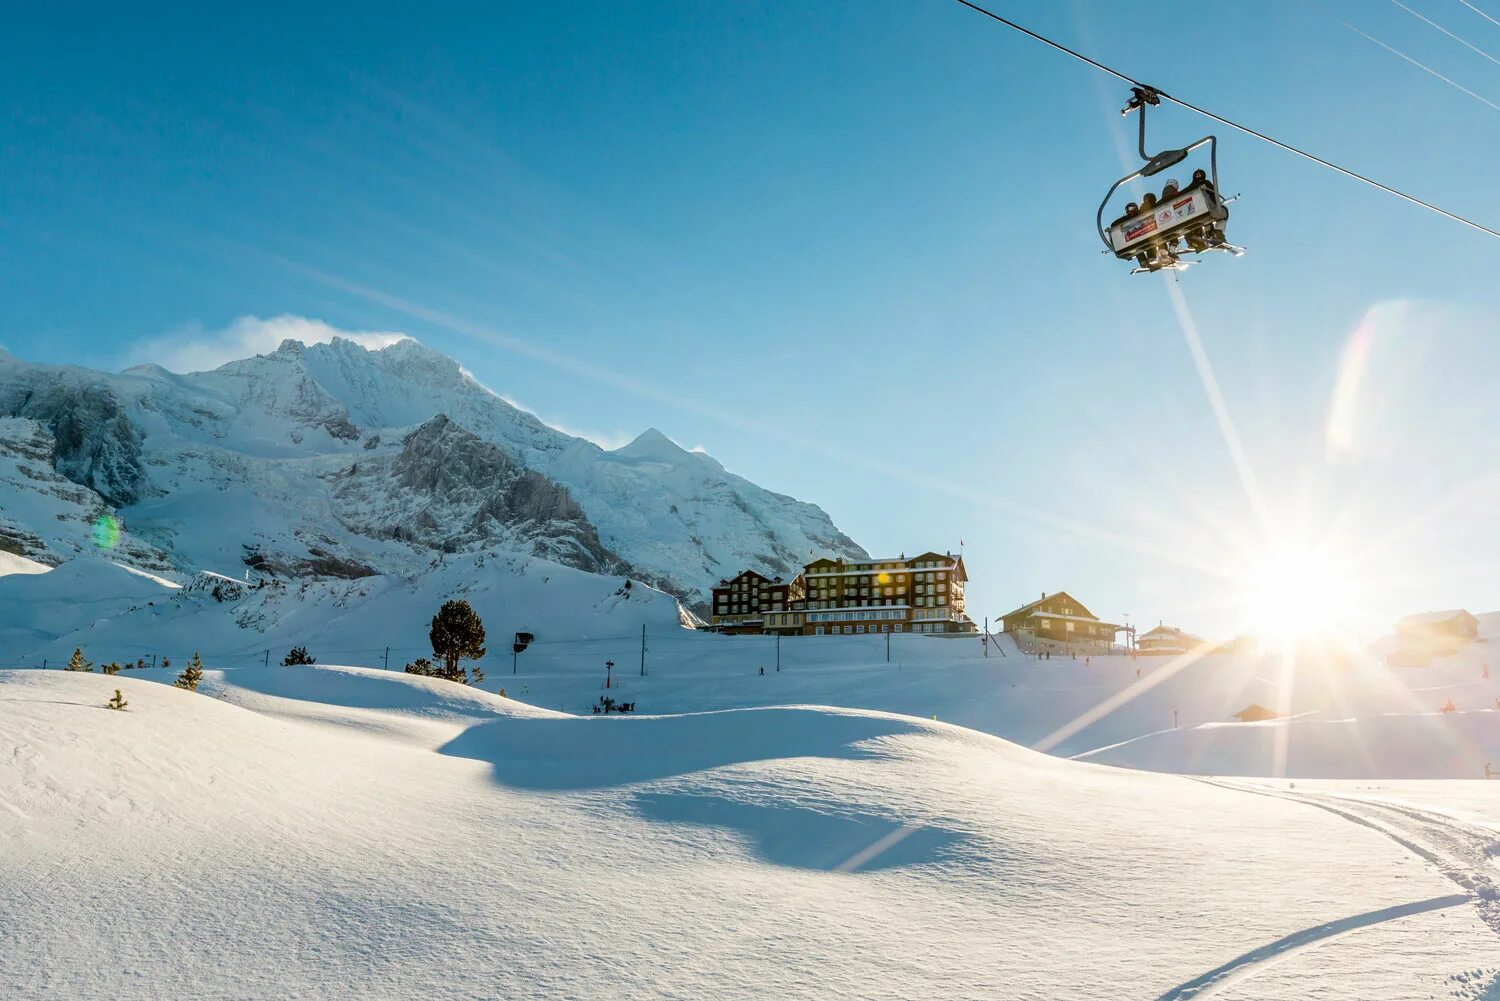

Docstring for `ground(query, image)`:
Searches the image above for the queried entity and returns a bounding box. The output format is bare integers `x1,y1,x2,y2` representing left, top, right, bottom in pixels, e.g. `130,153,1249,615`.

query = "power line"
951,0,1500,242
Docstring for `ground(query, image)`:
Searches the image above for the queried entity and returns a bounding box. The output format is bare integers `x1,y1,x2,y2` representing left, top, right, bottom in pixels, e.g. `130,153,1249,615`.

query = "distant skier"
759,666,764,676
1486,761,1494,780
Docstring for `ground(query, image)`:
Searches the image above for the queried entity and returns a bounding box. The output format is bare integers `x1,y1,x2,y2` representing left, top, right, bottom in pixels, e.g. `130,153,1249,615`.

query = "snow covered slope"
0,339,864,606
4,666,1497,1000
0,549,687,672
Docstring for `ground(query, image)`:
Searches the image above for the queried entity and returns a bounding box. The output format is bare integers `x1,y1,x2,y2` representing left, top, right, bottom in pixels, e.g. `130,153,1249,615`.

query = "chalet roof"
1397,609,1476,627
1024,609,1124,629
802,552,967,579
1001,591,1098,622
1139,624,1203,642
716,569,773,587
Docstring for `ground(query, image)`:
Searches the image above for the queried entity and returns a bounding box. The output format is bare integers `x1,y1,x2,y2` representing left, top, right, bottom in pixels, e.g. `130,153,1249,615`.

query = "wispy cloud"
125,314,412,373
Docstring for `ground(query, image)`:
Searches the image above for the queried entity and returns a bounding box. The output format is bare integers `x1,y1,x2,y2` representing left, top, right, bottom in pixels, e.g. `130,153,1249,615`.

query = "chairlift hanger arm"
1095,128,1219,252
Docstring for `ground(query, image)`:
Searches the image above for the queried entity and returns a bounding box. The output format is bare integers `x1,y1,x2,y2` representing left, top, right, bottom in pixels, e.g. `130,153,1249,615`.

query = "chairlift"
1097,86,1242,274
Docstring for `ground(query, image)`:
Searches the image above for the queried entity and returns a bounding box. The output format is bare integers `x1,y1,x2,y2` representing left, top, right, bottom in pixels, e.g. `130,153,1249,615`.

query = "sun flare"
1241,544,1359,648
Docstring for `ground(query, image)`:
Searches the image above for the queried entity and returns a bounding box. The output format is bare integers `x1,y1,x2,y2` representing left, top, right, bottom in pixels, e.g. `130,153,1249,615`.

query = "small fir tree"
175,652,204,692
107,689,128,711
281,645,316,666
67,648,92,672
161,656,171,669
403,658,434,677
429,600,486,685
102,661,122,676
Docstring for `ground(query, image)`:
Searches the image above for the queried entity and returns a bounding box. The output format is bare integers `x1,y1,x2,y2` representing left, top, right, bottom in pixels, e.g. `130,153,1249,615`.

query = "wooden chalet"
999,591,1122,651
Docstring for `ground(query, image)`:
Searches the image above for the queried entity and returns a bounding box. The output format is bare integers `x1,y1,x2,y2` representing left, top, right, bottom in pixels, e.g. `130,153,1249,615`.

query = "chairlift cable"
951,0,1500,242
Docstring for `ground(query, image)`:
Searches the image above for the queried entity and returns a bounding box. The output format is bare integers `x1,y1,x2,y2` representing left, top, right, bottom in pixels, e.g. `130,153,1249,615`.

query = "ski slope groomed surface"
5,664,1500,1000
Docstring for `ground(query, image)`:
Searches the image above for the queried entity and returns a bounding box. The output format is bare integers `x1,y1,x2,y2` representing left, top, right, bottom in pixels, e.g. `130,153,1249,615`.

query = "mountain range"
0,337,865,613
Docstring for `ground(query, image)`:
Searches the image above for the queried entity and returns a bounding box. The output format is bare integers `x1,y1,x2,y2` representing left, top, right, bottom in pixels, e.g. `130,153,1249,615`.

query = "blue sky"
5,0,1500,640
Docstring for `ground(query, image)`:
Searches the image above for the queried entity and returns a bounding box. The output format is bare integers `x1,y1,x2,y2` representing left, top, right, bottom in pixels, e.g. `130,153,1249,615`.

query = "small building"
999,591,1122,651
1387,609,1479,667
1136,622,1206,656
1396,609,1478,644
1232,703,1281,723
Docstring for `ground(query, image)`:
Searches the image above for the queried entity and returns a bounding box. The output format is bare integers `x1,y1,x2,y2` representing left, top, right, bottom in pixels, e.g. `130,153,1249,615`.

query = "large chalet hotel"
709,551,973,636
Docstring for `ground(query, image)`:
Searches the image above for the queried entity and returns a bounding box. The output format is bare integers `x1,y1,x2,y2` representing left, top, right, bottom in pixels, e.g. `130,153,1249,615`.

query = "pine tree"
102,661,122,676
66,648,92,672
429,600,486,685
403,658,434,676
281,645,316,666
175,652,204,692
107,689,128,711
161,656,171,669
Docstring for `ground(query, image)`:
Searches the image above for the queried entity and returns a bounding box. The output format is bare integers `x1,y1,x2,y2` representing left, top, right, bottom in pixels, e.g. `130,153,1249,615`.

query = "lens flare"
92,514,121,550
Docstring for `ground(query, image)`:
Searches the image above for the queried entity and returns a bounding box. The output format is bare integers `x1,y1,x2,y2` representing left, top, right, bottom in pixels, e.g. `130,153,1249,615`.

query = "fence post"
264,649,269,668
384,646,390,670
640,624,647,676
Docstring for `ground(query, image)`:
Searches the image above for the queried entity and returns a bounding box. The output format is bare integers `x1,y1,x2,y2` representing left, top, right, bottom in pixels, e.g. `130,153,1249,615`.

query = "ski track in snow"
1160,779,1500,998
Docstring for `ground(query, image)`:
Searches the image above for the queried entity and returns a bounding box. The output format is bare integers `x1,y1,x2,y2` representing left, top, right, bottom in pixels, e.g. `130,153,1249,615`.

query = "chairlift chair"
1097,86,1242,274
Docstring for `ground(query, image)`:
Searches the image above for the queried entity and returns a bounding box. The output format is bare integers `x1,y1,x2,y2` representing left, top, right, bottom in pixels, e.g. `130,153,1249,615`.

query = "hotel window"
894,623,903,632
1066,621,1075,632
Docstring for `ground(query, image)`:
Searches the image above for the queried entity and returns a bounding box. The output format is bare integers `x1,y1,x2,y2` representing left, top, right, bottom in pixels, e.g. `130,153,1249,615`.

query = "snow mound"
2,667,1494,998
0,550,50,577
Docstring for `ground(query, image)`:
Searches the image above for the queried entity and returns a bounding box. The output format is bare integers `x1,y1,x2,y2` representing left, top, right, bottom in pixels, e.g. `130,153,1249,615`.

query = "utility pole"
886,629,891,663
640,624,647,676
775,632,781,672
150,654,157,669
264,649,269,668
983,616,989,657
384,646,389,671
605,659,615,689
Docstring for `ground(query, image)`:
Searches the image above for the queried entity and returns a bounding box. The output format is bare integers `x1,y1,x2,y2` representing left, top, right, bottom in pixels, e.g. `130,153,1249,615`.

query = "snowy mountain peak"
614,428,691,462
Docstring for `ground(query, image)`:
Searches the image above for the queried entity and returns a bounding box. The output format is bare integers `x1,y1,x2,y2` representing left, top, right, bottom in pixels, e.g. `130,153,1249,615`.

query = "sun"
1240,544,1359,648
